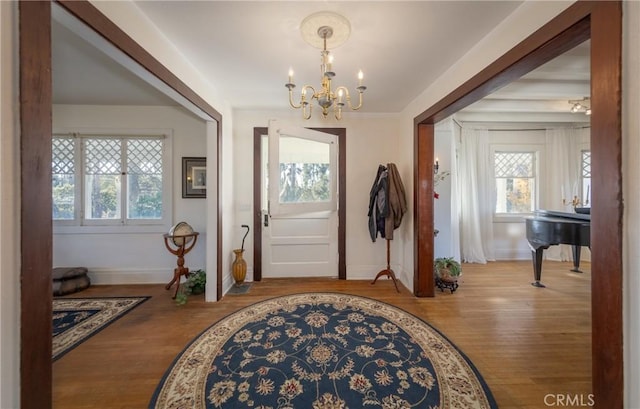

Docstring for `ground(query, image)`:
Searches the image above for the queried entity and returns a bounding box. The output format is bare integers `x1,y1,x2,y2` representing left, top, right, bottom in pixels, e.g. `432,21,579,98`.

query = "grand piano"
525,210,590,287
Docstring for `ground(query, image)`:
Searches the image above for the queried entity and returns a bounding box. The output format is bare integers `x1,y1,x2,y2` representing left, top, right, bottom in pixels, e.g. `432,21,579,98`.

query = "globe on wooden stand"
163,222,199,299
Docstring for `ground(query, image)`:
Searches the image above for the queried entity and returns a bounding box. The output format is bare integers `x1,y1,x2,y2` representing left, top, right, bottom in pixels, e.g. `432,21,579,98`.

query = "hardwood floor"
52,261,591,408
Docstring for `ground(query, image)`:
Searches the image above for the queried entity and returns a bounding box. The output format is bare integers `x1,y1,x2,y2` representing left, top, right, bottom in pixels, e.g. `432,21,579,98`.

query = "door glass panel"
268,122,337,215
278,136,331,204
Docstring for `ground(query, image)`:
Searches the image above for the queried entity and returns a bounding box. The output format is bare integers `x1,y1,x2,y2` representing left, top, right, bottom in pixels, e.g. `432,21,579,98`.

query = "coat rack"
368,162,406,293
371,238,400,292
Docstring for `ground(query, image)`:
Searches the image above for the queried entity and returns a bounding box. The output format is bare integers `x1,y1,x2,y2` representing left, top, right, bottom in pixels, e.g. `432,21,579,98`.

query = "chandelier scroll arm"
302,100,313,120
287,84,318,110
334,85,366,111
285,83,301,109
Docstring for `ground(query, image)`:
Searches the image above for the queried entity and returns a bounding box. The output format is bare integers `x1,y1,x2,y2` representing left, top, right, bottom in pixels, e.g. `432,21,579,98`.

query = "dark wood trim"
415,5,592,125
216,120,223,300
253,127,266,281
413,1,623,406
20,1,226,406
19,2,53,408
252,127,346,280
589,2,623,407
413,124,435,297
55,0,221,123
336,130,347,280
53,0,225,300
19,0,623,406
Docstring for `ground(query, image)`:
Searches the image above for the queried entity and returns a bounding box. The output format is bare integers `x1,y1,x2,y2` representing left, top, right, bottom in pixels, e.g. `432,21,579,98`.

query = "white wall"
0,2,19,407
435,121,591,261
434,119,455,259
397,2,579,293
1,0,637,406
231,109,408,285
52,104,208,284
89,0,236,300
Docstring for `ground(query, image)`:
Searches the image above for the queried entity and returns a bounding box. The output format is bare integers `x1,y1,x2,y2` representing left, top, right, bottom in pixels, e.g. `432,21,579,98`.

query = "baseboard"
88,266,416,293
87,268,171,285
494,249,531,261
346,264,404,280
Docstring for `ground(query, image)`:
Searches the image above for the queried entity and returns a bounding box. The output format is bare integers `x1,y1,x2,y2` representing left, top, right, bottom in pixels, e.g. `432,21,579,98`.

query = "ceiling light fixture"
286,11,366,120
569,97,591,116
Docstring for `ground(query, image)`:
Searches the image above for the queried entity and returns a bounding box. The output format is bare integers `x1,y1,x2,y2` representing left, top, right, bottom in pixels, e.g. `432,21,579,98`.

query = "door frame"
253,127,346,281
412,1,622,407
19,1,223,407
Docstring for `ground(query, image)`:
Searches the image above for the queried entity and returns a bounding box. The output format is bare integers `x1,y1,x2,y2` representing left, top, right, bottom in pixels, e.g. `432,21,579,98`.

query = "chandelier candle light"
286,11,366,120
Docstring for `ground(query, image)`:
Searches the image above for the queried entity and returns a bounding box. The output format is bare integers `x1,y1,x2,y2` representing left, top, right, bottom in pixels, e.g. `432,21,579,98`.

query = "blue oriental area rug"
52,296,149,361
150,293,497,409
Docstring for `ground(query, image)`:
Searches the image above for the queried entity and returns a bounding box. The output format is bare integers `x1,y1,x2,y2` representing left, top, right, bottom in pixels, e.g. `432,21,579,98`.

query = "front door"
261,120,339,277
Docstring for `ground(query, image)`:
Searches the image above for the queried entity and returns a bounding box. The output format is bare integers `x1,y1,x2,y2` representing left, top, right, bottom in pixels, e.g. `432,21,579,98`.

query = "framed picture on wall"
182,157,206,198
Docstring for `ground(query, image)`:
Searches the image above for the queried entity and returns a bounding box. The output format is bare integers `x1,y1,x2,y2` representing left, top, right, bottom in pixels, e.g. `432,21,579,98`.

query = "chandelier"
286,11,366,120
569,97,591,116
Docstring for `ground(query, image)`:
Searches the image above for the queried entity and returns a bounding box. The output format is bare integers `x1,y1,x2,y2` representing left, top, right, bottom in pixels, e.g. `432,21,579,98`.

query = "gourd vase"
232,249,247,285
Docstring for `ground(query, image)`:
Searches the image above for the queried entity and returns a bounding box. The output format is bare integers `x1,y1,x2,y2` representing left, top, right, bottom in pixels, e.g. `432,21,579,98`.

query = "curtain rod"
482,125,591,131
450,117,591,132
53,132,166,139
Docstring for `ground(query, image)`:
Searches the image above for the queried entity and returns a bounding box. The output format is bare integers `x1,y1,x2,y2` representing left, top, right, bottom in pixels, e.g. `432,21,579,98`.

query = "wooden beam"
19,1,53,408
590,2,623,407
413,1,623,405
413,123,435,297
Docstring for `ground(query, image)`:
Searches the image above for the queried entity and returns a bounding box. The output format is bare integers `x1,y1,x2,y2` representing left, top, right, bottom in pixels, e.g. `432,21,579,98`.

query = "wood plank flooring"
52,261,591,408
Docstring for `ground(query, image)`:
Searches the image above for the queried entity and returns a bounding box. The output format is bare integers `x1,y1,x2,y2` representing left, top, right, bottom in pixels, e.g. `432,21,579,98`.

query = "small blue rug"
52,296,149,361
150,293,497,408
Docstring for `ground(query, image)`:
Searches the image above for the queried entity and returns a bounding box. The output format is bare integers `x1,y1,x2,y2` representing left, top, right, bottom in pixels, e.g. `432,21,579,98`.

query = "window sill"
53,224,171,235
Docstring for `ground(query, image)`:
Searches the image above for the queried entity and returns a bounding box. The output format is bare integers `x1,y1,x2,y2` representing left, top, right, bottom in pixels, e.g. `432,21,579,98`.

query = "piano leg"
571,245,583,273
531,247,546,288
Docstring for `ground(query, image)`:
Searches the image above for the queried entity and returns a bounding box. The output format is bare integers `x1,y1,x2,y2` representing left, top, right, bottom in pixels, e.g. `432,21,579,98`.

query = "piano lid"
532,209,591,221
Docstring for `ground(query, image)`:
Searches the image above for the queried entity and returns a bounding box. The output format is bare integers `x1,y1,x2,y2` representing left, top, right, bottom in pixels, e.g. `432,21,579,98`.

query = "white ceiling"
52,1,590,123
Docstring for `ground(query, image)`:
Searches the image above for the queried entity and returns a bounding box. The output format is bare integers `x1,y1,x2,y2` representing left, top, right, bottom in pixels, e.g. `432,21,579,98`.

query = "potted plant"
434,257,461,292
175,269,206,305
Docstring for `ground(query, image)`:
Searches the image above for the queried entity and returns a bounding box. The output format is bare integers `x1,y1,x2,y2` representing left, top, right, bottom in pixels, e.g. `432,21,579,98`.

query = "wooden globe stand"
163,232,199,299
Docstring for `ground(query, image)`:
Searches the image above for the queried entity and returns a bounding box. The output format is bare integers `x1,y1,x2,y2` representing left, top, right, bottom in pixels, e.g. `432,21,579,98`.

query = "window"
581,150,591,207
52,133,171,229
494,151,536,214
278,136,331,204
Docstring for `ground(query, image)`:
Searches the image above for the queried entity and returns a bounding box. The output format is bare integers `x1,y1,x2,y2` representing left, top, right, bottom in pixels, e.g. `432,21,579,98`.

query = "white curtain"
458,128,495,263
544,127,588,261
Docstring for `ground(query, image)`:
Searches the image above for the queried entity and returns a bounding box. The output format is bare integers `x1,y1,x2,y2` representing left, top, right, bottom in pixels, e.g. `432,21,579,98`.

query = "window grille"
52,138,75,174
581,150,591,178
52,138,76,220
85,139,121,175
581,150,591,206
495,152,534,178
128,139,162,175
